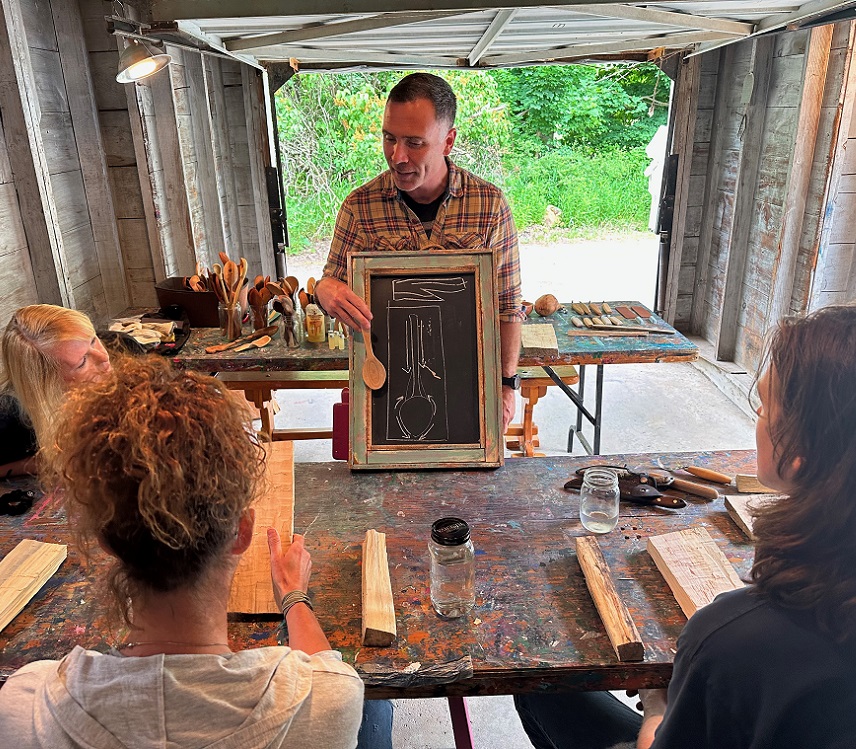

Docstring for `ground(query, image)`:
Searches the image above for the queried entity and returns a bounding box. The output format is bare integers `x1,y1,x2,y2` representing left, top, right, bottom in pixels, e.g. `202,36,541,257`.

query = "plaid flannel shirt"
322,160,524,322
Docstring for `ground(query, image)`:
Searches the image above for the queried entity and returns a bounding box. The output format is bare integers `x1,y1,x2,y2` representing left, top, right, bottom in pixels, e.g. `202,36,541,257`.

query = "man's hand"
267,530,312,609
314,277,372,331
502,385,516,434
632,688,668,749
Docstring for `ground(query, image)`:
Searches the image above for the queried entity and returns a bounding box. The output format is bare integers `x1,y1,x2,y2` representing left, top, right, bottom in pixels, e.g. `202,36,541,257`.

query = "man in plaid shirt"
315,73,524,432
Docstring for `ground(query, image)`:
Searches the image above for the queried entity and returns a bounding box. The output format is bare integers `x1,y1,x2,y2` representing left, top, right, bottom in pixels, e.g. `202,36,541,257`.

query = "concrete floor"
278,234,758,748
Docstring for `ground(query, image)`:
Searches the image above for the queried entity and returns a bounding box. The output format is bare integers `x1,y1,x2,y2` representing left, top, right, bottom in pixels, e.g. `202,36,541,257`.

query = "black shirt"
399,190,445,238
0,394,37,467
652,586,856,749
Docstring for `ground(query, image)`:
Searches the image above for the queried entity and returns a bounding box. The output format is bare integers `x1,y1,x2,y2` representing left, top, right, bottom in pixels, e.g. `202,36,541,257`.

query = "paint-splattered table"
0,449,755,698
168,301,696,452
520,302,698,454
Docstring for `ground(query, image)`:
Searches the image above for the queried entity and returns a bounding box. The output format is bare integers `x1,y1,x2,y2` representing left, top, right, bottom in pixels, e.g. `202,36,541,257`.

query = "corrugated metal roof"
148,1,856,71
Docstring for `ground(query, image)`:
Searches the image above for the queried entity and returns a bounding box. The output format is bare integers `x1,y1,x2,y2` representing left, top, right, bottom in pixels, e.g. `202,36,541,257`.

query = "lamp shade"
116,39,171,83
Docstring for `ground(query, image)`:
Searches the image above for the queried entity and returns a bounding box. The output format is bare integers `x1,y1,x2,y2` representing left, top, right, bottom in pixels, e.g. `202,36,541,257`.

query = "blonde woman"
0,304,111,477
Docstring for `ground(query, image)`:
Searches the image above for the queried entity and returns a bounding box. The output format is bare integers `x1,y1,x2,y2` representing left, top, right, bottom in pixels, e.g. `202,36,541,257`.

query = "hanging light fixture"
116,39,171,83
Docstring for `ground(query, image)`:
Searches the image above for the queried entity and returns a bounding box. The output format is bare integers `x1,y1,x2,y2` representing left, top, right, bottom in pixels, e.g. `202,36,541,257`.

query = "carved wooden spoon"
362,328,387,390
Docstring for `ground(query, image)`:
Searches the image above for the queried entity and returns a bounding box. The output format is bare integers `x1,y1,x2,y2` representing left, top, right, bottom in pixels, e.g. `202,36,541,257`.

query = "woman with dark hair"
514,304,856,749
0,355,382,748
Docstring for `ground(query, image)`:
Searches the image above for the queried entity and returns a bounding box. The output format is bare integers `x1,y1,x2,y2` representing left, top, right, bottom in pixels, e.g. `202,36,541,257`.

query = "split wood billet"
735,474,775,493
362,529,397,647
205,325,278,354
575,536,644,662
520,323,559,358
0,539,67,632
725,494,781,540
647,527,744,618
228,441,294,614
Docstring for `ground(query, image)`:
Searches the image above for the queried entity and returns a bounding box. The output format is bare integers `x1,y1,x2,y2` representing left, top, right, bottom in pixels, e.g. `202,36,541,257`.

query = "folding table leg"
447,696,475,749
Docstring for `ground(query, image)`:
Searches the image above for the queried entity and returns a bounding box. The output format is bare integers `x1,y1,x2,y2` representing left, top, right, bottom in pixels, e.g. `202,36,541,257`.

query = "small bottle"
305,303,326,343
579,467,620,534
429,517,475,618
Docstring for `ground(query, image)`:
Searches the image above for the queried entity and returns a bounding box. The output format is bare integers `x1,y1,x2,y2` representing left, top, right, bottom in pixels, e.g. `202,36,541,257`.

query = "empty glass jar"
579,467,620,534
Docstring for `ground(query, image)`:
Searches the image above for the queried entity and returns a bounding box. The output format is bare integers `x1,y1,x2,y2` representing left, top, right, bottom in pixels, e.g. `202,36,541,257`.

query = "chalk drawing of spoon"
394,314,437,440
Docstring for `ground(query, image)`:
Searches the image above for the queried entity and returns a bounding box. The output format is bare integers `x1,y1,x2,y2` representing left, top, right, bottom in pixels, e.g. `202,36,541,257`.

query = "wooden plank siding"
810,23,856,310
0,0,68,308
672,23,851,374
24,1,106,321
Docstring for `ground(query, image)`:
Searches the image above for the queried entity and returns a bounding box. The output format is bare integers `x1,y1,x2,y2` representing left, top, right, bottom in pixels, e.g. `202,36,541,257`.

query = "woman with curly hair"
0,304,111,477
0,355,384,748
514,304,856,749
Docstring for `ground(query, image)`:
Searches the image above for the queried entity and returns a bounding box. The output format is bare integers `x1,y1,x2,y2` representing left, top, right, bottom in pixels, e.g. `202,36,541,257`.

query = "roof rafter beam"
689,0,856,57
225,10,479,51
171,20,264,68
566,4,754,36
483,30,733,66
256,46,456,67
152,0,690,22
468,8,517,66
757,0,856,32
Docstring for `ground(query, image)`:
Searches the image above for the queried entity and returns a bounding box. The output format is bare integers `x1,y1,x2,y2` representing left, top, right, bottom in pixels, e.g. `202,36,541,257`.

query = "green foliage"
501,147,653,232
275,63,668,250
488,64,669,151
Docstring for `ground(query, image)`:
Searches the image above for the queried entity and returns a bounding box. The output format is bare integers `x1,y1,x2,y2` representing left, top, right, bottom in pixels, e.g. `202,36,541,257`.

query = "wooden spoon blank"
362,329,387,390
234,335,272,352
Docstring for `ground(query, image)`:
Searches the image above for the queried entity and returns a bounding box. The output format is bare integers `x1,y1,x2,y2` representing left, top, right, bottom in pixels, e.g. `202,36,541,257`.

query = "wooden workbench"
168,301,696,453
0,449,754,698
521,302,698,454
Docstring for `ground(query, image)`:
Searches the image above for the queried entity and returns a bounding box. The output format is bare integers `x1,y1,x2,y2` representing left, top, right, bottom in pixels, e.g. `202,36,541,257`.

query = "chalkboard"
369,273,479,446
349,251,502,470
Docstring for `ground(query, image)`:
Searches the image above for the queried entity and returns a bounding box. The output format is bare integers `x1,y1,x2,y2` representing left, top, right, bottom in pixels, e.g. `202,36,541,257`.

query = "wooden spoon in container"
361,328,387,390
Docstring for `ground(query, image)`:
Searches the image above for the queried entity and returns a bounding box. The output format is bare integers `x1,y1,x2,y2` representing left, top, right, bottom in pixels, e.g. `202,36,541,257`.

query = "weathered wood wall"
810,24,856,310
667,22,853,374
0,0,276,324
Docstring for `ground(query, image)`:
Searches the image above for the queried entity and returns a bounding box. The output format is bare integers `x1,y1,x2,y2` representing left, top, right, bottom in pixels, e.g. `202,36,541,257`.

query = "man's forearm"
500,321,521,377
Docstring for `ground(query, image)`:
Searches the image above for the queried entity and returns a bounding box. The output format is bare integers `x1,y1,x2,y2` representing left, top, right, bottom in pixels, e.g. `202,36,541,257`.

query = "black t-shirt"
652,586,856,749
399,190,445,238
0,394,37,467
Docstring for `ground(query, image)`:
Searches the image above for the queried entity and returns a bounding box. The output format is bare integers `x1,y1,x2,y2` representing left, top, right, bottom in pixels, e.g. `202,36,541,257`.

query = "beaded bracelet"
280,590,313,620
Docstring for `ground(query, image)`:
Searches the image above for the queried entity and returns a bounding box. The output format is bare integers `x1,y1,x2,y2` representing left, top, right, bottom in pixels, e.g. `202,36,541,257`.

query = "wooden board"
735,474,775,493
647,527,743,618
0,539,67,632
521,323,559,357
575,536,643,662
362,529,396,647
228,440,294,614
724,493,781,539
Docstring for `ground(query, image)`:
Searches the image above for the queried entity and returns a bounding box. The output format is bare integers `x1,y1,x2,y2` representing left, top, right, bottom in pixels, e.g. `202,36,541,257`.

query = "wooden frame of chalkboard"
349,250,502,470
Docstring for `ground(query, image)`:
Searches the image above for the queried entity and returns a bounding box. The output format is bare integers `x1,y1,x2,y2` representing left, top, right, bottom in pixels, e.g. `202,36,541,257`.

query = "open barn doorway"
269,63,672,307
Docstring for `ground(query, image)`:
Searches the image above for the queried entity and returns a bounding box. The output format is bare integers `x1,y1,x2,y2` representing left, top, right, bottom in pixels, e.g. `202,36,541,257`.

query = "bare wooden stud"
0,539,67,632
647,527,743,618
362,529,396,647
228,440,295,614
575,536,644,662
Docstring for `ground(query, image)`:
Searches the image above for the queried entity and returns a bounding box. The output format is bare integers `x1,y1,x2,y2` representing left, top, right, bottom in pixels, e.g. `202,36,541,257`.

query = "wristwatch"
501,374,521,390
